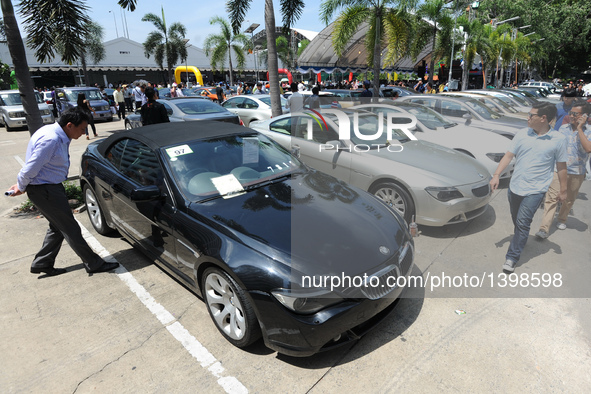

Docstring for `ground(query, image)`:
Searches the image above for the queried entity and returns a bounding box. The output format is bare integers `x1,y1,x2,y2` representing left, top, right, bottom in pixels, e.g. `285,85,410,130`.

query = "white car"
354,103,514,179
221,94,288,126
0,90,55,131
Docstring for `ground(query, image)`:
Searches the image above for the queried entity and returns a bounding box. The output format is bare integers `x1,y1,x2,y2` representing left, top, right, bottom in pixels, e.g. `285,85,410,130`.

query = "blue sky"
76,0,325,48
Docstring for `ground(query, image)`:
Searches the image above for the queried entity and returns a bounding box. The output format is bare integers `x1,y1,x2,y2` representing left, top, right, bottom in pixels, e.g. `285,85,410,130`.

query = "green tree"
457,15,482,90
416,0,452,86
2,0,90,135
320,0,420,98
203,16,249,86
142,7,187,86
226,0,304,117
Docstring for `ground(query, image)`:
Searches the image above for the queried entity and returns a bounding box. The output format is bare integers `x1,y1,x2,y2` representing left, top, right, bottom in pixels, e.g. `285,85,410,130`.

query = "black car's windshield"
164,133,303,201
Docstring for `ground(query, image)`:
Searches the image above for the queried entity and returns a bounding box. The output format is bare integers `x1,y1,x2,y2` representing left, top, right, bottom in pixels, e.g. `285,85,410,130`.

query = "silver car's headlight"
486,153,504,163
41,109,51,115
425,186,463,202
272,288,343,314
8,111,25,118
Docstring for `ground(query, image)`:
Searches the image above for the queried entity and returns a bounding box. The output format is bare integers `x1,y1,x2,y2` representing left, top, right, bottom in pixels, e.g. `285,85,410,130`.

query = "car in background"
381,86,417,98
54,87,113,122
516,86,561,100
466,89,532,112
519,81,563,94
282,91,342,109
221,94,288,126
124,97,241,129
354,103,514,179
438,92,527,119
193,87,222,102
250,109,493,226
0,90,55,131
399,95,527,139
157,87,211,100
80,120,414,356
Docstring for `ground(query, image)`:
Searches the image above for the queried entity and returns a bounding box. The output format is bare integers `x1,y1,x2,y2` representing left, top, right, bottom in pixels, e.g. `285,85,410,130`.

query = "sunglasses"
569,111,583,117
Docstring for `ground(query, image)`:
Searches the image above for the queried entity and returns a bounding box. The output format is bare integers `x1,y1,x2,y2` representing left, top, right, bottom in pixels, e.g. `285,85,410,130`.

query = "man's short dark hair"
290,82,298,92
312,86,320,95
145,86,156,100
58,106,90,127
563,88,577,98
572,101,591,115
532,102,557,122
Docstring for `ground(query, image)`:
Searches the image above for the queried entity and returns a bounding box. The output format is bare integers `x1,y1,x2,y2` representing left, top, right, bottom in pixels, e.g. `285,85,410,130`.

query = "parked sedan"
354,103,514,179
54,87,113,122
250,109,493,226
0,90,55,131
80,121,414,356
399,95,527,139
221,94,288,126
124,97,241,129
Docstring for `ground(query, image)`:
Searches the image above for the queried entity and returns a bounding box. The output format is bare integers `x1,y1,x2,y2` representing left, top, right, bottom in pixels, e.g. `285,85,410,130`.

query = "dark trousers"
117,101,126,119
135,101,142,111
125,97,133,112
27,184,104,272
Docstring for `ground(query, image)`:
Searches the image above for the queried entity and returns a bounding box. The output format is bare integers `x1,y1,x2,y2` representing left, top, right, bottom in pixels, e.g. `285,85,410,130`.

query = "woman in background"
77,93,97,139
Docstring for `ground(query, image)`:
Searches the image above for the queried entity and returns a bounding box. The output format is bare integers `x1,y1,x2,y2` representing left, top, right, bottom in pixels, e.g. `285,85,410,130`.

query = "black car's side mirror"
130,185,162,202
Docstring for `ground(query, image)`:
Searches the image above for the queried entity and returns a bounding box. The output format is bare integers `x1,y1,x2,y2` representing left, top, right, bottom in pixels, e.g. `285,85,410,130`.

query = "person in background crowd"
122,85,134,112
215,82,226,103
76,93,97,140
536,101,591,238
140,87,169,126
555,88,577,130
6,107,119,276
133,84,145,111
113,85,126,120
287,82,304,112
489,102,567,273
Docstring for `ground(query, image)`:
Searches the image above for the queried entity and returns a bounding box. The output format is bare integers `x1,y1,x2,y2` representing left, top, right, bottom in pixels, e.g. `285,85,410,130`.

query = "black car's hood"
188,171,409,278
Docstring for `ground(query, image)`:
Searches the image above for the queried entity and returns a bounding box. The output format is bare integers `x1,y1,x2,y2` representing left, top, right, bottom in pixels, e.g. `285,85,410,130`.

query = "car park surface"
79,121,414,356
250,109,493,226
1,120,591,392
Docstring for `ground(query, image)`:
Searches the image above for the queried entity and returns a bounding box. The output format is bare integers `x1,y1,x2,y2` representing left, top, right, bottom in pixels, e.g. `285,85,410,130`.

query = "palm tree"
226,0,304,117
320,0,420,98
255,35,294,70
203,16,249,86
142,7,187,86
2,0,90,135
416,0,452,87
457,15,482,91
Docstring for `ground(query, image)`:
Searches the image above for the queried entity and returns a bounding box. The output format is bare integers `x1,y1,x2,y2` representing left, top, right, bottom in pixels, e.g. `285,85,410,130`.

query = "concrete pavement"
1,119,590,393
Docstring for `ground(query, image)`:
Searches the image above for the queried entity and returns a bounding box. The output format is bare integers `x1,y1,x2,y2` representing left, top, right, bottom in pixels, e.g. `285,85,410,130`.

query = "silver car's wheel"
84,185,114,235
370,182,415,224
202,267,260,347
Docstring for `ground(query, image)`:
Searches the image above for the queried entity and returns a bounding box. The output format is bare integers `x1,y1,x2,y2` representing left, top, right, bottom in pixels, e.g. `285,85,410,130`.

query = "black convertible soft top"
96,120,256,156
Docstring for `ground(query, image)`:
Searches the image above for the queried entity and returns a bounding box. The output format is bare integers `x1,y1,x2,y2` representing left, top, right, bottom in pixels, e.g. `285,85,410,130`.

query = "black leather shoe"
30,267,67,276
87,262,119,273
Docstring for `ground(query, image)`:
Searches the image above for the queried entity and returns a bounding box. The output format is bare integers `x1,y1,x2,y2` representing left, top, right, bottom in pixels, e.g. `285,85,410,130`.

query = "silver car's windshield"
1,92,43,105
327,112,411,145
164,133,303,201
174,100,226,114
395,105,456,130
259,96,287,107
463,99,502,120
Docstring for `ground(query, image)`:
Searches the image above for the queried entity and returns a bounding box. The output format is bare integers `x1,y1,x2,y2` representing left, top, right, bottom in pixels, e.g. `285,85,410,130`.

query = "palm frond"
141,13,165,33
280,0,304,29
226,0,252,35
332,5,371,56
319,0,359,25
117,0,137,11
231,44,247,69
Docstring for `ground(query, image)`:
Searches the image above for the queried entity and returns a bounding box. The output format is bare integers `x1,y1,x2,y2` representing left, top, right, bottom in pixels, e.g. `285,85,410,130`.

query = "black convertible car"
80,121,414,356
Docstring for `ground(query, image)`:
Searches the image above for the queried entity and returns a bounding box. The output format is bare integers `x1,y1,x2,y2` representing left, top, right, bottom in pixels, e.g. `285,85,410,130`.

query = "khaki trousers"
539,172,586,232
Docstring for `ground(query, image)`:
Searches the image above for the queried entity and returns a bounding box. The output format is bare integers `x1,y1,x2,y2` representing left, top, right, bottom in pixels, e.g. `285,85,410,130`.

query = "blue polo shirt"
509,128,567,196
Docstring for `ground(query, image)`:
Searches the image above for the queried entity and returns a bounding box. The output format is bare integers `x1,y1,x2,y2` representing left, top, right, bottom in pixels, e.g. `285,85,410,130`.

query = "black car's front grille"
360,243,413,300
472,184,490,197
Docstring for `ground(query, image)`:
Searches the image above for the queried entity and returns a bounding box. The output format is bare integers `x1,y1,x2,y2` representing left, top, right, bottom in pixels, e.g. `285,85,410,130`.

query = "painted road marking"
14,155,25,167
78,219,248,394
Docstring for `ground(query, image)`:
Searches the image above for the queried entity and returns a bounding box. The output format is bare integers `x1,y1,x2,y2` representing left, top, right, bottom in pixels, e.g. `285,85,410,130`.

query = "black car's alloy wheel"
370,181,415,224
84,184,114,235
202,267,261,348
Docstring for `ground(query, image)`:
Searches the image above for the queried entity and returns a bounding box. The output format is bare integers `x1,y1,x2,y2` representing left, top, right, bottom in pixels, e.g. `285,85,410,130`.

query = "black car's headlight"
272,288,343,314
425,186,463,202
486,153,504,163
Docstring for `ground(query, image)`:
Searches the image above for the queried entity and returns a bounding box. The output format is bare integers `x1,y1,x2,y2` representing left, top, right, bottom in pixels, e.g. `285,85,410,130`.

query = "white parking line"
14,155,25,167
77,219,248,394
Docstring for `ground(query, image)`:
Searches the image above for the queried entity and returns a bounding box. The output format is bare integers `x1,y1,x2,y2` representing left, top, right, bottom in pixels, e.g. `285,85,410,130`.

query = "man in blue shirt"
554,88,577,130
490,102,567,273
7,107,119,276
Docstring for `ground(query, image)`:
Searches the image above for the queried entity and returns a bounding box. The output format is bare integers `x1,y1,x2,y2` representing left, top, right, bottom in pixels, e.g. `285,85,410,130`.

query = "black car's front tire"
202,267,261,348
84,184,115,235
370,181,415,224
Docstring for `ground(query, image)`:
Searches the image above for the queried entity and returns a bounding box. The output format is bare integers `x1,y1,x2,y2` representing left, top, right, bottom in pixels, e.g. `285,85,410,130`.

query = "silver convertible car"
250,109,493,226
